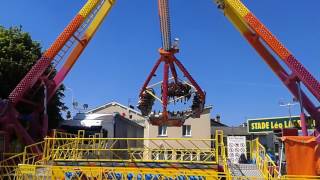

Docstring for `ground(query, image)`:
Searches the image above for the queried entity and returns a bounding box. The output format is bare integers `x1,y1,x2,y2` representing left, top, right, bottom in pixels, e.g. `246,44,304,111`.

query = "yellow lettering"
251,123,255,130
297,120,301,127
266,122,270,129
278,123,283,128
289,121,293,127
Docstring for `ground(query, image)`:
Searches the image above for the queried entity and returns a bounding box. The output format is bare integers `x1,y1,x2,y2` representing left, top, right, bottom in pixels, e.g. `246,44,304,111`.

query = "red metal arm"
169,62,178,83
173,57,205,100
162,62,170,119
139,57,163,97
8,0,100,105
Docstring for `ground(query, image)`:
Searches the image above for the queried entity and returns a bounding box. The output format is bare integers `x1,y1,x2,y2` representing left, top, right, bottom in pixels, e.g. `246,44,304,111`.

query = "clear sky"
1,0,319,126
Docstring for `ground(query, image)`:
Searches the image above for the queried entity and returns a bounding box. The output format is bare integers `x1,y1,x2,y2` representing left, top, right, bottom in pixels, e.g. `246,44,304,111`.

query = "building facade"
87,101,145,126
78,101,214,161
60,113,144,139
143,107,213,161
85,101,213,141
144,107,212,141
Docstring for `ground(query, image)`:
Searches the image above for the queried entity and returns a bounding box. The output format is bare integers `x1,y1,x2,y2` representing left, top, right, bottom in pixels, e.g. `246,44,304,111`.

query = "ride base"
0,130,319,179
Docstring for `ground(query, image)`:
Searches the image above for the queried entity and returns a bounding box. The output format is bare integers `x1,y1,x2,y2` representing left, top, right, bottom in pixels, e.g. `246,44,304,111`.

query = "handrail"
251,138,279,179
215,130,231,175
45,137,216,141
38,137,217,165
52,129,78,138
22,141,44,164
0,153,24,180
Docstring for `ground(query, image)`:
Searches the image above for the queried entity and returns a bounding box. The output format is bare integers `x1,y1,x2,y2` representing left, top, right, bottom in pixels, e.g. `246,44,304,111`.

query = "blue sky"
1,1,319,126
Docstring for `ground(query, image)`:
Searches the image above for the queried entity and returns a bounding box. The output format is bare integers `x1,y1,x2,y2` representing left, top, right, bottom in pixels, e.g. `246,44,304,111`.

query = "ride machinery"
137,0,206,126
0,0,319,156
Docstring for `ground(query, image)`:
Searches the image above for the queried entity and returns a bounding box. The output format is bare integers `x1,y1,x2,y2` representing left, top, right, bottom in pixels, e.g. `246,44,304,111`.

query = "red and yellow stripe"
223,0,320,100
44,0,99,59
9,0,100,104
52,0,115,95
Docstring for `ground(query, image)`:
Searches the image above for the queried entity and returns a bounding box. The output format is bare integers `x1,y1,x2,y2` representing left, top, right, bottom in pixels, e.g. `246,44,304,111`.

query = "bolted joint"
214,0,225,9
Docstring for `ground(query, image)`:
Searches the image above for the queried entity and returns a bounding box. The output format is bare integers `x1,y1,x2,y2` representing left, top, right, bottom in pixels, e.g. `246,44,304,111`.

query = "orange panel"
282,136,320,176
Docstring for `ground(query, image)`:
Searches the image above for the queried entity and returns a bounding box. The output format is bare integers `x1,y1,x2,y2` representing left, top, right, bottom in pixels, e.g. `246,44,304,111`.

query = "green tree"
0,26,67,129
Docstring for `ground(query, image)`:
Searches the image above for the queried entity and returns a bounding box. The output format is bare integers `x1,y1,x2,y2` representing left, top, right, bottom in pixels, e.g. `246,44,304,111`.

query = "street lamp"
279,91,308,136
279,98,298,121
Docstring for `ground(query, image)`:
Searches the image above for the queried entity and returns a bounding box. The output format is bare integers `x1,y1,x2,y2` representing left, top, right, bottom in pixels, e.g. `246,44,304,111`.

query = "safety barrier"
250,139,279,179
1,152,20,160
0,140,44,180
41,137,217,165
0,153,23,180
52,129,80,138
215,130,231,176
0,130,79,180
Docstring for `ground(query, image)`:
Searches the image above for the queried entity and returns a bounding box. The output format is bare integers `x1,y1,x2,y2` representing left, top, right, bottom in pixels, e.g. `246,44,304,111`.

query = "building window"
158,125,167,136
182,125,191,136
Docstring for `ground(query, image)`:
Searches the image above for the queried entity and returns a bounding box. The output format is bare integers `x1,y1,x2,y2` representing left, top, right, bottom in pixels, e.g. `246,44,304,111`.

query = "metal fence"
0,130,79,180
41,137,217,165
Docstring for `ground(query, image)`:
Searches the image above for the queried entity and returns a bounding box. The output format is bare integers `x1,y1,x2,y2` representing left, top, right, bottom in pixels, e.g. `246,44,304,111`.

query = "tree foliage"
0,26,67,129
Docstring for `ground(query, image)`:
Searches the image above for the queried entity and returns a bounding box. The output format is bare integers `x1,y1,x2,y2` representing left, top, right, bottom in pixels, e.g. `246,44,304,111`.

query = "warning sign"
227,136,246,164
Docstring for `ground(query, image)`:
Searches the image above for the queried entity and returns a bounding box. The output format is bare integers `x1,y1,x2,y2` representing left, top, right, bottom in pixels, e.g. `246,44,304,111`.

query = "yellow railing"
52,129,80,138
0,153,24,180
9,130,320,179
41,137,217,165
0,140,45,180
0,130,79,179
1,152,20,160
215,130,231,176
22,141,45,164
250,138,279,179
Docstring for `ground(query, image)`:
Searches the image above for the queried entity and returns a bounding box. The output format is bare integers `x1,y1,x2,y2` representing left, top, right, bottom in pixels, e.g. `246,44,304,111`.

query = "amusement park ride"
0,0,319,160
137,0,206,126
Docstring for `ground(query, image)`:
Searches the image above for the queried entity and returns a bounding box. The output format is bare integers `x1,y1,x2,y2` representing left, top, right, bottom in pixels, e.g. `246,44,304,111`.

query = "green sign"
247,116,316,133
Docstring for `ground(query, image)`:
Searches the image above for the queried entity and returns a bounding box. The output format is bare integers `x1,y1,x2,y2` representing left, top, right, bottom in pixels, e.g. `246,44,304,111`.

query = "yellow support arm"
215,0,251,34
